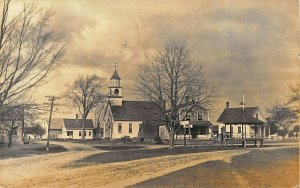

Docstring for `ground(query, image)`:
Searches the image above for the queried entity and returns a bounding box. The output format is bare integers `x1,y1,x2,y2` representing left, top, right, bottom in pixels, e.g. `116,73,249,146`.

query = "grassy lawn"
0,144,67,159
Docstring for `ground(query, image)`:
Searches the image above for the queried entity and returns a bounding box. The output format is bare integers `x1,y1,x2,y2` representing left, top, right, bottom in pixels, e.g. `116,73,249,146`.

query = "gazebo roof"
217,107,264,125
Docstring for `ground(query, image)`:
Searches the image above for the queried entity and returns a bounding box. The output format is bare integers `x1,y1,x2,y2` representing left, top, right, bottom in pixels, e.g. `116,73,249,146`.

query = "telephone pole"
45,96,60,152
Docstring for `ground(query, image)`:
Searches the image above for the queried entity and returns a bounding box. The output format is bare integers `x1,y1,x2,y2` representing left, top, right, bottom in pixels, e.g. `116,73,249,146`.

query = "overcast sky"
30,0,300,120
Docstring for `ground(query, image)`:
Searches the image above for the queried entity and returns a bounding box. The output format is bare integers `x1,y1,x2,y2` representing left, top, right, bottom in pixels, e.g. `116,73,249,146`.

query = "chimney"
226,102,229,108
76,114,78,119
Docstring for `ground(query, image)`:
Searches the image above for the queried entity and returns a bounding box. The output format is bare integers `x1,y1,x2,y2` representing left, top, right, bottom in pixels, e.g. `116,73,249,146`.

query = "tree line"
266,84,300,139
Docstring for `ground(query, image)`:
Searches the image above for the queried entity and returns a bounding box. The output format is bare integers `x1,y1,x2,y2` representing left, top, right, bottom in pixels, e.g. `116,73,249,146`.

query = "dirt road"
0,142,298,188
131,145,299,188
0,141,248,188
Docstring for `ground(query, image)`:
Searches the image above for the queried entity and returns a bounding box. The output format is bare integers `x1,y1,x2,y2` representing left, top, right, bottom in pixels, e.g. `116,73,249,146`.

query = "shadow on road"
68,146,245,167
129,147,299,188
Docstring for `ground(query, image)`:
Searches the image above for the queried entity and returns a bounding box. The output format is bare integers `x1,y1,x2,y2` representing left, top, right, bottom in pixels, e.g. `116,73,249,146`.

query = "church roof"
111,101,164,123
110,69,121,80
217,106,264,125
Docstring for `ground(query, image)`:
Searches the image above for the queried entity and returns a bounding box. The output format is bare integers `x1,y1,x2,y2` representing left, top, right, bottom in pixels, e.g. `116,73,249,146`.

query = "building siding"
112,120,142,138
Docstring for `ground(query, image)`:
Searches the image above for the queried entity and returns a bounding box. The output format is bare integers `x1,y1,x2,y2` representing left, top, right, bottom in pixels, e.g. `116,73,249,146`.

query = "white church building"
98,69,164,140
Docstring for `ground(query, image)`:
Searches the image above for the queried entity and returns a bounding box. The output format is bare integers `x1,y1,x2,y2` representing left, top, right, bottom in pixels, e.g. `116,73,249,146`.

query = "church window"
114,89,119,96
129,123,132,133
118,123,122,133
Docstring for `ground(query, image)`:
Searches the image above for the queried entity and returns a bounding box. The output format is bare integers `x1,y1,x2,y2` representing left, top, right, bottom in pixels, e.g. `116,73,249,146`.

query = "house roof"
217,107,264,125
63,119,94,130
110,69,121,80
47,118,64,129
47,118,94,130
111,101,163,122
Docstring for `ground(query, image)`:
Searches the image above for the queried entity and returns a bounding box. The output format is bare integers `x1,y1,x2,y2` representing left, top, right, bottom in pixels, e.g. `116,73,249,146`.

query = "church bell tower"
108,67,122,106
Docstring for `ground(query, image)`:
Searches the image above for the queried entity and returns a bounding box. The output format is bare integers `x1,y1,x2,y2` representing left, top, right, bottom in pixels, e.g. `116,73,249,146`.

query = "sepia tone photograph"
0,0,299,187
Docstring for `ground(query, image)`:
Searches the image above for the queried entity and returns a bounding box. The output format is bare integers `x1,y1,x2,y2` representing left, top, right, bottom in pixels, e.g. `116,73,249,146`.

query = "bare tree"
288,83,300,111
65,74,106,140
93,101,113,138
136,40,215,149
0,105,24,147
267,103,298,139
0,0,65,114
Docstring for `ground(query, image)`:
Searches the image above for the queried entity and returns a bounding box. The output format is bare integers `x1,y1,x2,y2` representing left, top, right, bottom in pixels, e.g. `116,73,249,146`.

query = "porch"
221,123,265,147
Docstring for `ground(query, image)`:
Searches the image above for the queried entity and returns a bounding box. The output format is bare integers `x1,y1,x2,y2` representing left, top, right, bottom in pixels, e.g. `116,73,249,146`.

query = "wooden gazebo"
217,105,265,147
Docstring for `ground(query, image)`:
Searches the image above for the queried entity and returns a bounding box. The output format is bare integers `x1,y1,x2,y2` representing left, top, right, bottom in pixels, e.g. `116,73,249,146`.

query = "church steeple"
110,69,121,80
108,67,122,106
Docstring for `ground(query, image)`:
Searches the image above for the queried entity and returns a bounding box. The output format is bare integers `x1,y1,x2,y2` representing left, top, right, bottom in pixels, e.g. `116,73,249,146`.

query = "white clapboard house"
42,116,95,139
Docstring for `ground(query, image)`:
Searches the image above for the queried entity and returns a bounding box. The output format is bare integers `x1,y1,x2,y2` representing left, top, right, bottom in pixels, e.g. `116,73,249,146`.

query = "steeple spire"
110,63,121,80
108,64,122,106
110,69,121,80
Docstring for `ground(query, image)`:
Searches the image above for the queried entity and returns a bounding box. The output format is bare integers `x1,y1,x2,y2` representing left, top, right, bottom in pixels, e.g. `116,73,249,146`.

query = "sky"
26,0,300,121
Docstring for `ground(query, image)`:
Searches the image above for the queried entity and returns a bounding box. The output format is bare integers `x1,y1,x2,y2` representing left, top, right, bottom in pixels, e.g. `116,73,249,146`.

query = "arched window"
114,89,119,96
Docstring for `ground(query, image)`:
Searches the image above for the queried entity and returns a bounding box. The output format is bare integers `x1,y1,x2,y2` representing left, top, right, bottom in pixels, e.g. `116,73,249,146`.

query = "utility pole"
45,96,60,152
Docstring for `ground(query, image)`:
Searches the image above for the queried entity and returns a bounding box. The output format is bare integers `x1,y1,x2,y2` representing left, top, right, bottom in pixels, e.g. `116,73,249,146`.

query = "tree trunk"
8,131,13,148
168,131,175,149
82,115,86,140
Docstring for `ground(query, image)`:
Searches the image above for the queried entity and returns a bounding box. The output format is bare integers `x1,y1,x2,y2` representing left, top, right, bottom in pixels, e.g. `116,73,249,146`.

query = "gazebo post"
244,124,247,147
241,124,244,147
225,124,227,147
230,124,233,147
242,124,244,139
261,124,264,146
254,124,257,147
257,125,260,148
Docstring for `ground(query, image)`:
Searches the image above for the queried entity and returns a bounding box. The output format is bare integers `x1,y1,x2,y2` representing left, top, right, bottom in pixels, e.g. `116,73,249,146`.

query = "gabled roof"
217,107,264,124
48,118,64,129
111,101,163,122
110,69,121,80
63,119,94,130
46,118,94,130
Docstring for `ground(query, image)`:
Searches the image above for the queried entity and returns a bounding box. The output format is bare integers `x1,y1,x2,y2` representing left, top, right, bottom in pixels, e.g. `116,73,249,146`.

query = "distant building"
159,103,213,140
98,68,164,140
217,101,265,139
42,116,94,139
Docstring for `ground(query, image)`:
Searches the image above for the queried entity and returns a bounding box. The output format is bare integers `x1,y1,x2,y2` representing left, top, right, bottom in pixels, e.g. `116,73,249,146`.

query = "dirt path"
0,143,297,188
0,146,249,188
0,141,101,185
103,150,249,188
131,145,299,188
